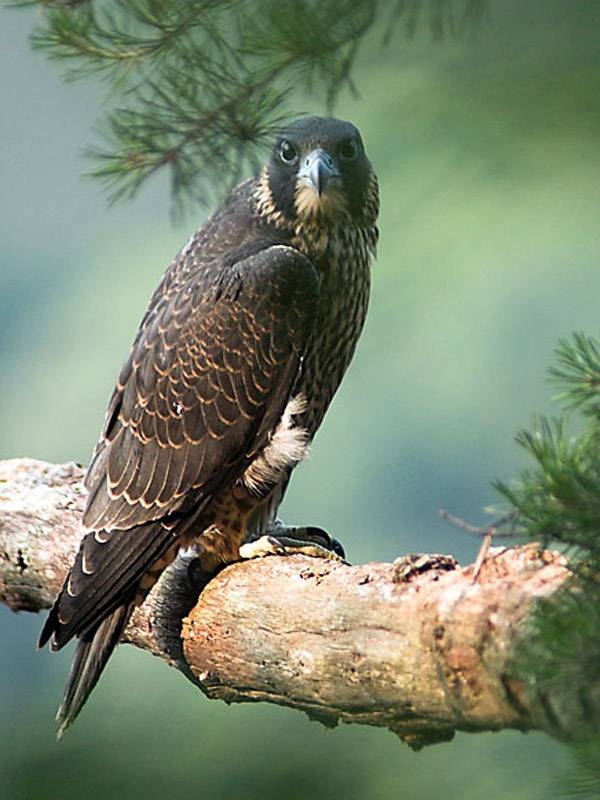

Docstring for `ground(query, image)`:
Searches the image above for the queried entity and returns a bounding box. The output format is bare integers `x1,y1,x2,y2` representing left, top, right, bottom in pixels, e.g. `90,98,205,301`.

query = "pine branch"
7,0,491,213
490,332,600,773
550,332,600,415
495,333,600,562
2,457,598,749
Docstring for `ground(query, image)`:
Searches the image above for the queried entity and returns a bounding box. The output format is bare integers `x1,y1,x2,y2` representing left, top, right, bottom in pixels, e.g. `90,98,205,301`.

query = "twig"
439,508,519,538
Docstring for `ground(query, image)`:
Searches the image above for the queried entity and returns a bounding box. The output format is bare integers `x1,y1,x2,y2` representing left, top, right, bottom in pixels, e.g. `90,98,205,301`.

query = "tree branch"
1,457,595,749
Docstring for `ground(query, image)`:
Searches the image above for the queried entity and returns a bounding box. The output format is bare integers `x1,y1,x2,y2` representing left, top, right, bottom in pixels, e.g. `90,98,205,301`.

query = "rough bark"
0,457,595,749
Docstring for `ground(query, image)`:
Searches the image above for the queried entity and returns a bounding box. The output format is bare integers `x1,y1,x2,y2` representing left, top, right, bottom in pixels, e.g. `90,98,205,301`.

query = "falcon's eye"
339,138,358,161
279,140,298,165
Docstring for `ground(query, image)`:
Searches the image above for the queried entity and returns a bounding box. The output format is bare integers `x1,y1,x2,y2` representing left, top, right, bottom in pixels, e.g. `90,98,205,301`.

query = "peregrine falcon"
39,116,379,735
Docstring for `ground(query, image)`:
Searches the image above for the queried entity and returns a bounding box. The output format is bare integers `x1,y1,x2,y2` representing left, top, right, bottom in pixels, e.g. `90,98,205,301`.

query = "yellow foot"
239,525,347,563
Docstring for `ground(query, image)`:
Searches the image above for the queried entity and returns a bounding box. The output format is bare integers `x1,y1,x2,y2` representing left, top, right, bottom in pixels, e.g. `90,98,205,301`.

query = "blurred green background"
2,2,599,798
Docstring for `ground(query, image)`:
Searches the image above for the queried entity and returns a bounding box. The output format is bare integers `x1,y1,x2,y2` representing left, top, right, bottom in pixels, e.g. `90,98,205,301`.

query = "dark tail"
38,520,178,737
56,601,134,739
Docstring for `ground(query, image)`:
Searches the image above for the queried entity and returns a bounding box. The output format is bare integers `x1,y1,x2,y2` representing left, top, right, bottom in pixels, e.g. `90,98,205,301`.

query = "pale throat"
252,168,356,260
293,179,349,223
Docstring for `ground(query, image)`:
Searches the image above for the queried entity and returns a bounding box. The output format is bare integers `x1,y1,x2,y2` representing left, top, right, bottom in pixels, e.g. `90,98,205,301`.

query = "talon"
304,526,330,545
330,537,346,560
266,535,288,556
239,525,347,563
239,535,286,560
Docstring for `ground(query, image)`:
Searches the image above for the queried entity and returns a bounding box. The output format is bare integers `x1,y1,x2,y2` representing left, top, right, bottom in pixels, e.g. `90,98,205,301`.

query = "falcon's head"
261,116,378,229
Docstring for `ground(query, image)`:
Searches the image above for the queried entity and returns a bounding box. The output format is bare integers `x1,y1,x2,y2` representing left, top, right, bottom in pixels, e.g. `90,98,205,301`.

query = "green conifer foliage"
9,0,489,214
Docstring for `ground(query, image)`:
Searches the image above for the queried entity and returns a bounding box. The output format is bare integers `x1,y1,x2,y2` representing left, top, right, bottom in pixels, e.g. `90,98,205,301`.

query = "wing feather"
44,235,319,656
82,244,319,532
45,522,173,647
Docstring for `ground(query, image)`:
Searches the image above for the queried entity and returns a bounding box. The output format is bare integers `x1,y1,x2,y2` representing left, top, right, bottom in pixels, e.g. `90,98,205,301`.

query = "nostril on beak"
298,148,340,196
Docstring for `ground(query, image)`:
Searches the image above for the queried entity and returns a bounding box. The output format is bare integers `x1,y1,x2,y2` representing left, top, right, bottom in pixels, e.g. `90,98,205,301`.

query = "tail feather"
56,601,134,739
40,517,191,736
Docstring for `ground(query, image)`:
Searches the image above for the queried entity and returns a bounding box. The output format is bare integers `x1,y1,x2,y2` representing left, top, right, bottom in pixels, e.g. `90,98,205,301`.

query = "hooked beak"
297,148,341,196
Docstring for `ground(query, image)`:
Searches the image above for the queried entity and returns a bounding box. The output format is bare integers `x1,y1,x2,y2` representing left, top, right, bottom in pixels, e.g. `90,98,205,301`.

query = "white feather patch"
243,395,309,494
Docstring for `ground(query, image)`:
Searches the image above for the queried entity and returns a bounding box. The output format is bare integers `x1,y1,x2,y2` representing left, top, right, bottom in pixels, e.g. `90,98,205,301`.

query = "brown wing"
39,243,319,653
83,243,319,533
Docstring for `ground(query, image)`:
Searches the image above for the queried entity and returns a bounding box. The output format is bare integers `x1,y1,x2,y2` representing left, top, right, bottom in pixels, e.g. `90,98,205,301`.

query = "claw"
240,525,347,563
239,535,288,560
